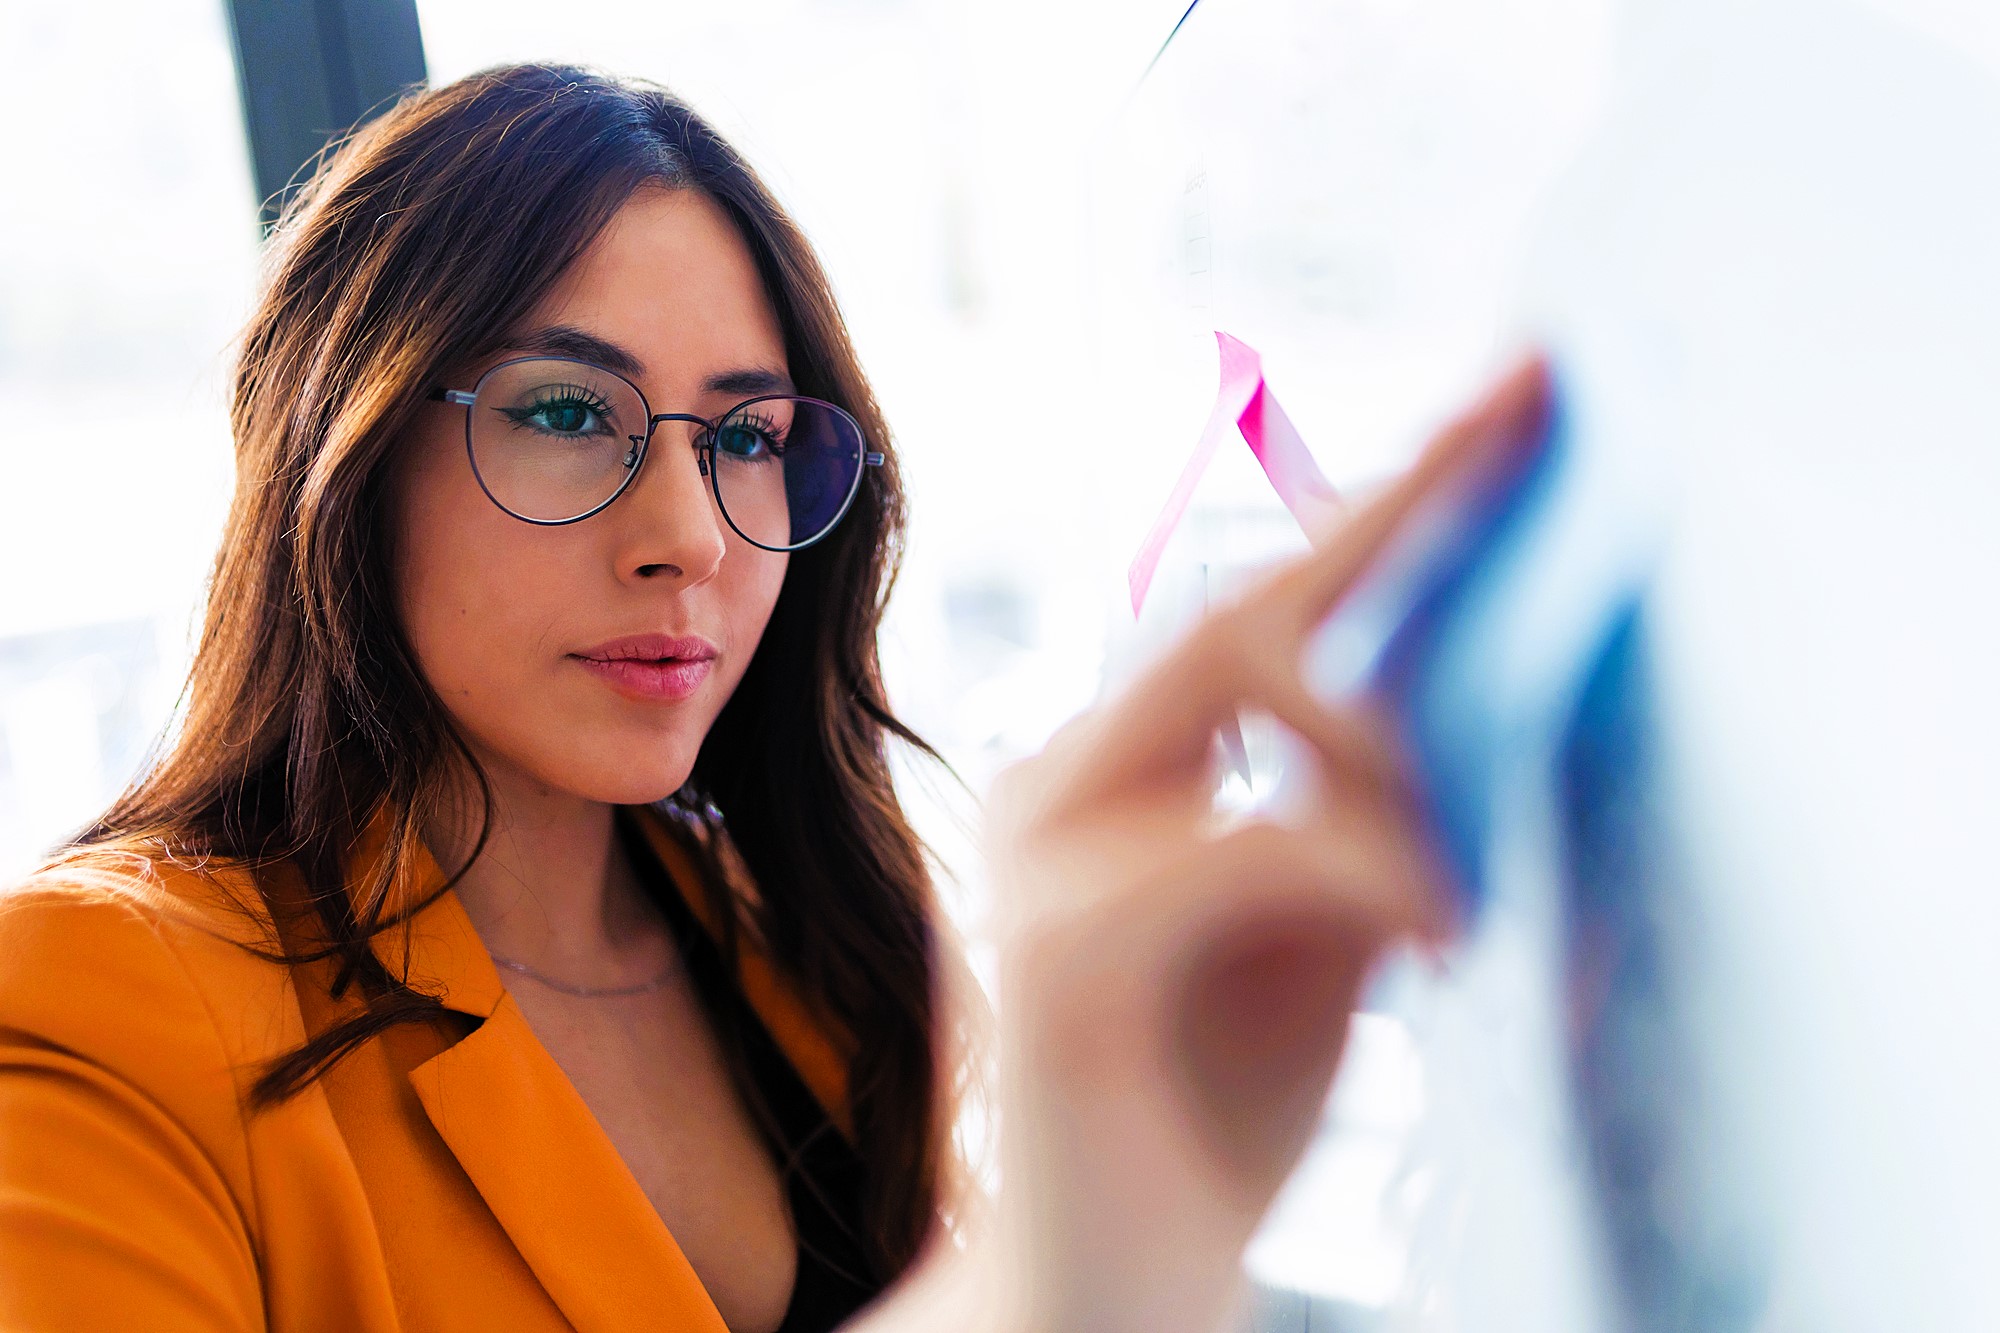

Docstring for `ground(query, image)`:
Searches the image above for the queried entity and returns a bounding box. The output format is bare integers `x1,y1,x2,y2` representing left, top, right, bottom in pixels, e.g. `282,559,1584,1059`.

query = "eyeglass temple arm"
864,451,885,467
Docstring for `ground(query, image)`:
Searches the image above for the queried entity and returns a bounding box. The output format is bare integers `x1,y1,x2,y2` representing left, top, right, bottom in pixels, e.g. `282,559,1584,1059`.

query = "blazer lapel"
407,993,728,1333
352,817,727,1333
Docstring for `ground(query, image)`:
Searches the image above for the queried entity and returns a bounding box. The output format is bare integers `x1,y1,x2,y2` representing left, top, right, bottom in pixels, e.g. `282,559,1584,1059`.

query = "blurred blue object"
1302,374,1655,919
1281,0,2000,1327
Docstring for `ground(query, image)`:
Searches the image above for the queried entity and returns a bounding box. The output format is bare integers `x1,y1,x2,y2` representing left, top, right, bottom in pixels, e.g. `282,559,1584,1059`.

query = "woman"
0,62,1547,1333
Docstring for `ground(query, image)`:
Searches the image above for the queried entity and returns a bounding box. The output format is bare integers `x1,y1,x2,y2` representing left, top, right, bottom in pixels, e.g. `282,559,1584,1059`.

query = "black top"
618,811,883,1333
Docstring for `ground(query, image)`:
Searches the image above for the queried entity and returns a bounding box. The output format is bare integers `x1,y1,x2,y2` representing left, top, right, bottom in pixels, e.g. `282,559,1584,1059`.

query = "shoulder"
0,847,319,1323
0,844,306,1104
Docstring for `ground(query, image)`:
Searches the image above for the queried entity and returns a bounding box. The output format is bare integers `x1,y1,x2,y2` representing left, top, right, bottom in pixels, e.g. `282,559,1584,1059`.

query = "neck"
424,757,669,975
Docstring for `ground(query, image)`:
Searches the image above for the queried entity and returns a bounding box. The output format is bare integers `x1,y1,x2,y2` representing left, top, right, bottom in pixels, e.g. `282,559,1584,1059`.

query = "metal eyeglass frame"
428,354,885,552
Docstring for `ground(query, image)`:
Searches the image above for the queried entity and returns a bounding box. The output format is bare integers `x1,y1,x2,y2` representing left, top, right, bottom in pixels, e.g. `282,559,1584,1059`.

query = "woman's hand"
851,356,1551,1333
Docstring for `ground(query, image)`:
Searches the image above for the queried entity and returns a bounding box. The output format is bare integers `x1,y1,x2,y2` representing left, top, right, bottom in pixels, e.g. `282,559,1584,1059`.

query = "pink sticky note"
1128,332,1340,617
1128,334,1341,790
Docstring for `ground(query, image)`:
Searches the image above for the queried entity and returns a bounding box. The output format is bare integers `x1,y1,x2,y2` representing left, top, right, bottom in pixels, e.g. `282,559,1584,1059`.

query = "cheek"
391,436,573,705
710,545,790,686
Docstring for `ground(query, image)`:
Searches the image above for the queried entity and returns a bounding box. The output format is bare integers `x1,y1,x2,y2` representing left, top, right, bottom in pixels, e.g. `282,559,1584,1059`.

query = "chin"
533,733,704,808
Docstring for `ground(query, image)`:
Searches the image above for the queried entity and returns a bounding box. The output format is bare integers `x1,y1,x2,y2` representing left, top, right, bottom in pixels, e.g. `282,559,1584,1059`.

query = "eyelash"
728,409,788,444
506,384,614,426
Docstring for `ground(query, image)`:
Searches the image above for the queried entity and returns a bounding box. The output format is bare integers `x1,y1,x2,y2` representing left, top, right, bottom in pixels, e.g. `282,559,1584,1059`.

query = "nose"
615,422,727,584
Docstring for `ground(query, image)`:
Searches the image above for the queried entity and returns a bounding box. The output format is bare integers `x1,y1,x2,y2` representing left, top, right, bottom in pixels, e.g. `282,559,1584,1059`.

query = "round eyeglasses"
428,355,884,551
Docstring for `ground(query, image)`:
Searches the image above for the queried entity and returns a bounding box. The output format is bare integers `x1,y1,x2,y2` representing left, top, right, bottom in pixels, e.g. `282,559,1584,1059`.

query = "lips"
570,634,719,702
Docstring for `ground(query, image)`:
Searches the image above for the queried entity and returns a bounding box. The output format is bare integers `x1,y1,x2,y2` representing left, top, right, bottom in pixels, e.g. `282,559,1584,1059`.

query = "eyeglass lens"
464,357,865,548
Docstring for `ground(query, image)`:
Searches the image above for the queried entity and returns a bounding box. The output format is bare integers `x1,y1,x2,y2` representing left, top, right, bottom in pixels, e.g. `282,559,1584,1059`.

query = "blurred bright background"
4,0,1999,1322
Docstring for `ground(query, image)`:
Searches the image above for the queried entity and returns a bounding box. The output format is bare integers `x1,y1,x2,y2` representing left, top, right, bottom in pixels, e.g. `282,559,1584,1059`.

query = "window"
0,0,258,877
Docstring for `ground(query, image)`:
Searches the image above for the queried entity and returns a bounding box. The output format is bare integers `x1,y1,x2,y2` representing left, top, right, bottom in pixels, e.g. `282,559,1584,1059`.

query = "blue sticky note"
1300,368,1654,916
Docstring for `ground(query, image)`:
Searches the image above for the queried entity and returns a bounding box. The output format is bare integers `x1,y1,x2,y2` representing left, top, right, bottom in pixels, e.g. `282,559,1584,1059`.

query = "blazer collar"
352,812,506,1021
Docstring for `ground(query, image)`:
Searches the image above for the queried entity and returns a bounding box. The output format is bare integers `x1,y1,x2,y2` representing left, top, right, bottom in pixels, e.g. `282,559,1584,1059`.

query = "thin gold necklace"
488,951,676,999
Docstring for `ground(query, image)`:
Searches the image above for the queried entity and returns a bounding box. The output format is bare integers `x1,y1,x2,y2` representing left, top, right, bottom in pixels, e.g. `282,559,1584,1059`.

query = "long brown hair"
81,64,951,1279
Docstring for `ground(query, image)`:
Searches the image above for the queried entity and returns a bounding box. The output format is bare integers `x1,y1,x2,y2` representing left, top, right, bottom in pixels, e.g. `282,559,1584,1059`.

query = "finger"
1154,822,1439,1198
1027,817,1441,1009
1303,763,1458,945
1006,817,1440,1204
1280,350,1551,619
1243,688,1411,818
1172,908,1369,1197
999,717,1455,968
1065,354,1552,803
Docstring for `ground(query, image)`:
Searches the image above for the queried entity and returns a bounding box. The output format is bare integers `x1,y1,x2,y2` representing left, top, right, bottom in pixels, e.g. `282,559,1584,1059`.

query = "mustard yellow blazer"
0,809,851,1331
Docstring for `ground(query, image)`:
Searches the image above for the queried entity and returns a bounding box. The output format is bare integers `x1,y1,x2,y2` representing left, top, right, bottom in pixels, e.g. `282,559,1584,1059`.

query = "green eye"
716,414,785,459
538,402,594,433
500,385,615,438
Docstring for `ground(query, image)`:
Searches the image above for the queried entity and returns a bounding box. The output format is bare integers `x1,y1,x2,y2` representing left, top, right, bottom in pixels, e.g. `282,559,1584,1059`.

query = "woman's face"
392,186,791,807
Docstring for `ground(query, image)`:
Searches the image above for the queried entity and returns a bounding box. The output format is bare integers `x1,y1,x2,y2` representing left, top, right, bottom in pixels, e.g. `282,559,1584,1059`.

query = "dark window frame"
221,0,427,229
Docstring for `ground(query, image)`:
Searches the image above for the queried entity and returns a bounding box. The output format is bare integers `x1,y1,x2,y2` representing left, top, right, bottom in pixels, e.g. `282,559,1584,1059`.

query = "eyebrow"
702,367,795,397
504,324,795,398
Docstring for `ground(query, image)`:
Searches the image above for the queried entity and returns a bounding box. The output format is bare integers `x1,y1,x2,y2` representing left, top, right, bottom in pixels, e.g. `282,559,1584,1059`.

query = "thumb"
1172,908,1368,1204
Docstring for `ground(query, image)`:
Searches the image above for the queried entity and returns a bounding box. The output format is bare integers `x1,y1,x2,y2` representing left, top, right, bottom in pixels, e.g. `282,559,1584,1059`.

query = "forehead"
518,186,787,398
